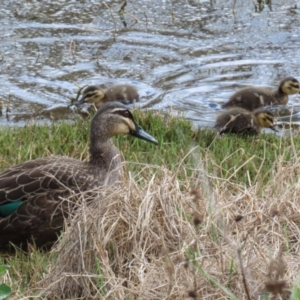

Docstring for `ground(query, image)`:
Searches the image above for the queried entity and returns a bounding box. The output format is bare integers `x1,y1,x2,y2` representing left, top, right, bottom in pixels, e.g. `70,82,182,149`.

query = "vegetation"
0,111,300,299
0,265,11,299
0,110,297,186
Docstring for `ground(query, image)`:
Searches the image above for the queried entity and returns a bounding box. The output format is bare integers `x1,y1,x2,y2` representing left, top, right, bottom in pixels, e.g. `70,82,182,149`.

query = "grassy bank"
0,111,298,186
1,111,300,299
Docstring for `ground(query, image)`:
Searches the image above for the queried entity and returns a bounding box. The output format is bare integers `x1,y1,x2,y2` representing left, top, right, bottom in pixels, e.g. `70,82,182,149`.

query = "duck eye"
122,110,130,118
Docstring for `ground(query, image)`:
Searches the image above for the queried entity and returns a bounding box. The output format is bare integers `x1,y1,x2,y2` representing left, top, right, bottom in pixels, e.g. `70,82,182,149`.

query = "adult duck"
0,102,157,247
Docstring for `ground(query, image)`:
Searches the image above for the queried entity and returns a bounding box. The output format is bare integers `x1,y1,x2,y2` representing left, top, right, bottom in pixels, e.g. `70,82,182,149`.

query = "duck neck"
272,87,287,105
275,86,285,95
89,139,120,168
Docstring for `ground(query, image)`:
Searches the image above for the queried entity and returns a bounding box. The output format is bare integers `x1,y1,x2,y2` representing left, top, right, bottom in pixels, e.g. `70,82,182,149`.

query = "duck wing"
0,156,86,204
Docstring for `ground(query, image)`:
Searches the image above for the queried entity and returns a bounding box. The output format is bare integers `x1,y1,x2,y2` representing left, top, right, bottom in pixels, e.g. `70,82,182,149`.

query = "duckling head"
74,85,105,108
90,102,158,147
254,109,277,131
280,77,300,95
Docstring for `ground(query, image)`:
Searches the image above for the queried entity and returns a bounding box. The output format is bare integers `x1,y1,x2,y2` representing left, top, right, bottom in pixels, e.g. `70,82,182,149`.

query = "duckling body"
215,107,276,135
0,102,157,247
223,77,299,111
74,84,139,109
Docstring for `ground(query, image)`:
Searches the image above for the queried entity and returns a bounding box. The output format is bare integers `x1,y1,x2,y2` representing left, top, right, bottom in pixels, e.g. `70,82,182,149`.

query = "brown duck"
0,102,157,247
74,84,139,109
223,77,299,111
215,107,276,135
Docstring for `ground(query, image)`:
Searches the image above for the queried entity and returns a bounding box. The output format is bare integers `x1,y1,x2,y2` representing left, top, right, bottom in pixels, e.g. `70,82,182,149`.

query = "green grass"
0,247,50,291
0,110,299,187
0,265,11,299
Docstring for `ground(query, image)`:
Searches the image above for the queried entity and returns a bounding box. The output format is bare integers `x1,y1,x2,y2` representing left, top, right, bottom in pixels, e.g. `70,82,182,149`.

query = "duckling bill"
223,77,300,111
0,102,157,248
74,84,139,109
215,107,276,135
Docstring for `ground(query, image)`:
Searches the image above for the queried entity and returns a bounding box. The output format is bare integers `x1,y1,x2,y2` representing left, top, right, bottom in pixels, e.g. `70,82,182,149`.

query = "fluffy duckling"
74,84,139,109
215,107,276,135
223,77,299,111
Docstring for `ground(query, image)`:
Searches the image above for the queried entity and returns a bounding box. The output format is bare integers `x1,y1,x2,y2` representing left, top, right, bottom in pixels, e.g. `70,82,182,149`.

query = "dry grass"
15,151,300,299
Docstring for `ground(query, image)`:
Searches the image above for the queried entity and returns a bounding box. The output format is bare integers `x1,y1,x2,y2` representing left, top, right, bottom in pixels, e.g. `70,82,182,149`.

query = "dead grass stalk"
19,152,300,299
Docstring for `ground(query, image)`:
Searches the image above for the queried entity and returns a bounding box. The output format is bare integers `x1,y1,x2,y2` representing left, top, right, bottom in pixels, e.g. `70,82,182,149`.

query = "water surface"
0,0,300,131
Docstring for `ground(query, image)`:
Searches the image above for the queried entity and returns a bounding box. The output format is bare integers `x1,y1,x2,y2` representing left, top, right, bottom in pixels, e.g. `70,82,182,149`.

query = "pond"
0,0,299,131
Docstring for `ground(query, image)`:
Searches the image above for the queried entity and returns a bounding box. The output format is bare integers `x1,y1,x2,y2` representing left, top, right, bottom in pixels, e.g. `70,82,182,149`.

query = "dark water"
0,0,300,130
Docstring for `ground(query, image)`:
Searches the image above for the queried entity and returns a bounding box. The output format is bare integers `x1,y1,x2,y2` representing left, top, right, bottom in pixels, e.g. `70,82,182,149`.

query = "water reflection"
243,0,273,13
0,0,299,130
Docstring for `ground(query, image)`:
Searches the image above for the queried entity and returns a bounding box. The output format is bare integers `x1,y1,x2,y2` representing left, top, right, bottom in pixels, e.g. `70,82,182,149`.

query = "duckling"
0,102,157,247
223,77,299,111
74,84,139,109
215,107,276,135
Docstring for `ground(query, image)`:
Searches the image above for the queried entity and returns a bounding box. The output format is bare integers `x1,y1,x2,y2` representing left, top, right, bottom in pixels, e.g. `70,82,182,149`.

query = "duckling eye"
121,110,130,118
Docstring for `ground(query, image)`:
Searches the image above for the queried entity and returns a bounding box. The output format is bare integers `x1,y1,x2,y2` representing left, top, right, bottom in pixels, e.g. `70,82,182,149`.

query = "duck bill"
73,97,86,107
132,127,158,145
270,126,278,132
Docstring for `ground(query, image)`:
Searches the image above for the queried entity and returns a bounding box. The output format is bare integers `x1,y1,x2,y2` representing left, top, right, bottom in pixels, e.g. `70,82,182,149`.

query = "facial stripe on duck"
0,102,158,247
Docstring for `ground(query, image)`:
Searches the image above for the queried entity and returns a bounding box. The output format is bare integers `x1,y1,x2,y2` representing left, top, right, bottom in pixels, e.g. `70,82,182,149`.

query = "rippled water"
0,0,300,130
